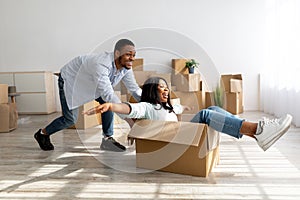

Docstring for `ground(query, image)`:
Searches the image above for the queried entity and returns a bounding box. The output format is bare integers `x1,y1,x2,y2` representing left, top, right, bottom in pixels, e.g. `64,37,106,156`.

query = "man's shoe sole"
100,144,125,152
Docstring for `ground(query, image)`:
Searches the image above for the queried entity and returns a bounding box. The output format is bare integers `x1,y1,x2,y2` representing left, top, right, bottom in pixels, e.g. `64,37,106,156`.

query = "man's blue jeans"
190,106,244,139
45,75,113,137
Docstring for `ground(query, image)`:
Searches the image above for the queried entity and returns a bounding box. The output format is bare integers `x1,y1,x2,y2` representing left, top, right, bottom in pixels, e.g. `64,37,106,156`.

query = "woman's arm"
83,102,131,115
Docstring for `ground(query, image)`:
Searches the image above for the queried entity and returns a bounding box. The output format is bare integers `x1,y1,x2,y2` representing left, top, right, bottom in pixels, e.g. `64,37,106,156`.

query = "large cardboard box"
0,103,18,133
171,74,200,92
172,59,189,75
128,120,220,177
0,84,8,104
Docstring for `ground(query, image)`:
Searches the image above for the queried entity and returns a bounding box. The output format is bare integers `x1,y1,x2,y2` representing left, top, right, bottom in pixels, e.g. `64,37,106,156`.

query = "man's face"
157,79,169,103
116,45,136,70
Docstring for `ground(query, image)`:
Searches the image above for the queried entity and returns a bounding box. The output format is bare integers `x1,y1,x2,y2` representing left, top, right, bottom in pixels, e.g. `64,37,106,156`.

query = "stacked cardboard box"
171,59,206,114
171,59,189,75
0,84,18,133
221,74,244,114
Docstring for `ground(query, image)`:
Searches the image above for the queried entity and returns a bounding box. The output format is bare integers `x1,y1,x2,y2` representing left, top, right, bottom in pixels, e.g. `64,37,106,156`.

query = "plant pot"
188,68,194,74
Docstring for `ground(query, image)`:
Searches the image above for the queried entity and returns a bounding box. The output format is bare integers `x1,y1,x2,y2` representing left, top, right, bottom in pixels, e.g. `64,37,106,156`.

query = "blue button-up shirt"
60,52,142,109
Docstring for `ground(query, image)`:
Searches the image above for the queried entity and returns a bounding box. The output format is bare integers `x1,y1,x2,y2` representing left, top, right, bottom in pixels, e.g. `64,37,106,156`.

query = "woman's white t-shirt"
121,102,183,122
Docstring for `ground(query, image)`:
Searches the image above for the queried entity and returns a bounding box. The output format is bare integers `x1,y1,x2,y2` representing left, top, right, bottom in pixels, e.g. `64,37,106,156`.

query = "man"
34,39,142,152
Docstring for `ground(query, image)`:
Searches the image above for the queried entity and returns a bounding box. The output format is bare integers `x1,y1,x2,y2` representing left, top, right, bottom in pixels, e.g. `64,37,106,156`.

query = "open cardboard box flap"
128,120,205,147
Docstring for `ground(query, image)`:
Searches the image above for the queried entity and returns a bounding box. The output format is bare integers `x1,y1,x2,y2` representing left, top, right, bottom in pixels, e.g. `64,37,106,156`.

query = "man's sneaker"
255,114,292,151
100,137,126,152
34,129,54,151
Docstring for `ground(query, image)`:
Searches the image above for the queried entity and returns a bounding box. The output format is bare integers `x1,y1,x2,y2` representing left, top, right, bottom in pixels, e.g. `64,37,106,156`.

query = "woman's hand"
83,103,112,115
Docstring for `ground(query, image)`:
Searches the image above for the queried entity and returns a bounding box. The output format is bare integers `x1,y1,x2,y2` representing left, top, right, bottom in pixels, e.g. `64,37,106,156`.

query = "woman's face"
157,79,169,103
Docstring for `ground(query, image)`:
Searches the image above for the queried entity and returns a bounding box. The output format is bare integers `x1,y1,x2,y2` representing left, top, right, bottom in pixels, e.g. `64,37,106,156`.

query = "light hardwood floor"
0,111,300,200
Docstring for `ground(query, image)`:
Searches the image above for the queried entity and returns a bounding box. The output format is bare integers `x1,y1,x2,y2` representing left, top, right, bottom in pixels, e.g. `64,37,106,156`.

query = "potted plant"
185,59,199,74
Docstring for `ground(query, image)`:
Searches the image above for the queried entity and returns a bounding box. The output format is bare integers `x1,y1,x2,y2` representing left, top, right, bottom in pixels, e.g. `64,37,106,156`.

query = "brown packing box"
200,80,208,91
221,74,243,93
171,74,200,92
0,103,18,133
132,58,144,71
69,100,101,129
128,120,220,177
173,91,205,114
0,84,8,104
221,74,244,114
205,91,215,108
133,71,156,86
172,59,189,75
224,92,244,114
177,113,197,122
230,79,243,93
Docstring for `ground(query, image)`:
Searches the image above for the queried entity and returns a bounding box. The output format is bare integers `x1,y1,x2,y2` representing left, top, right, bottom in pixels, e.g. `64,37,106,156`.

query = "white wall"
0,0,267,110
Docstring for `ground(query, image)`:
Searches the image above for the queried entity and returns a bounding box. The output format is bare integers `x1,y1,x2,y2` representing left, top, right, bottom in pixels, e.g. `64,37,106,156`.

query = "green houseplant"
213,83,224,108
185,59,199,74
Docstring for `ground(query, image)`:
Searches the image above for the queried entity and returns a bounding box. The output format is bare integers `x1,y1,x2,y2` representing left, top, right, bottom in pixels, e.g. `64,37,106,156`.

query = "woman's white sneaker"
255,114,292,151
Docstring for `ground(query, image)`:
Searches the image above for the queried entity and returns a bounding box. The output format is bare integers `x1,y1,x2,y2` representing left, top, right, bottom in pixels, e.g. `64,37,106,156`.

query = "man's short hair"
114,39,135,53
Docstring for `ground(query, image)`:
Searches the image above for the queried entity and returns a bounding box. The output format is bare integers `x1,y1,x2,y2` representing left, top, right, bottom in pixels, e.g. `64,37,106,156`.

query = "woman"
84,77,292,151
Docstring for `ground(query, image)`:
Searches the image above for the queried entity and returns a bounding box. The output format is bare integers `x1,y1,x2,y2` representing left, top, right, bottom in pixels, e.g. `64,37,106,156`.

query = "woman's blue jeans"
190,106,244,139
45,75,113,137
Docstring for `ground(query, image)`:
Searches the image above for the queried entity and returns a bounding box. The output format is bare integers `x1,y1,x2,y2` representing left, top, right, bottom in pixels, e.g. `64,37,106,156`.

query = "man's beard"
119,57,131,70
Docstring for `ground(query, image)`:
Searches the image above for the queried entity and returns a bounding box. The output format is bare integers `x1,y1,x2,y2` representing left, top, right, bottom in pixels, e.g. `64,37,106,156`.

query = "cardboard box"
221,74,243,93
200,80,208,91
132,58,144,71
177,114,196,122
224,92,244,114
221,74,243,114
0,84,8,104
172,59,189,75
133,71,156,86
69,101,101,129
128,120,220,177
205,91,214,108
171,74,200,92
0,103,18,133
230,79,243,93
173,91,205,114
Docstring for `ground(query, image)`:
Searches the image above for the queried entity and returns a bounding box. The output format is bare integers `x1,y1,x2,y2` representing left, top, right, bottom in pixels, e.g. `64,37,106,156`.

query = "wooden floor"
0,111,300,200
